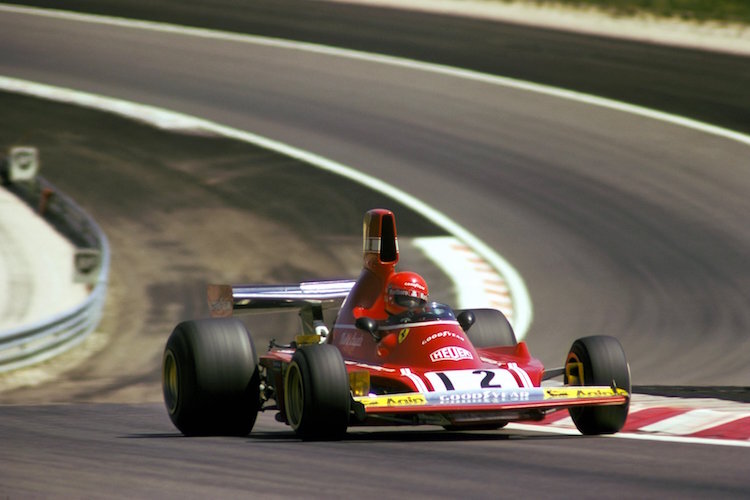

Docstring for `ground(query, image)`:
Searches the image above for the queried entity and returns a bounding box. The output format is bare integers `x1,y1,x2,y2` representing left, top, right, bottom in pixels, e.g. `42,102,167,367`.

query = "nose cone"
378,323,480,370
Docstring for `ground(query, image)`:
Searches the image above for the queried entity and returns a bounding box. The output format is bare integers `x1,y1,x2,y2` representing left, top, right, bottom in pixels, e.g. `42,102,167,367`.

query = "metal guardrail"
0,156,110,373
0,279,107,372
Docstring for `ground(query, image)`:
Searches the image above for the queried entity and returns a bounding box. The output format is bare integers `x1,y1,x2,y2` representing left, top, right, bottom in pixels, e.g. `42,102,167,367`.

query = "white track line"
0,9,533,339
1,3,748,148
508,423,750,448
4,2,750,342
638,408,750,436
413,236,513,320
0,74,533,338
2,3,749,448
4,2,750,335
511,394,750,448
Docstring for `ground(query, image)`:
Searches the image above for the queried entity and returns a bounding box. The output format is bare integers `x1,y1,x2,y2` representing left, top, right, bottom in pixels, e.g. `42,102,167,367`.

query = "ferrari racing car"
162,209,630,438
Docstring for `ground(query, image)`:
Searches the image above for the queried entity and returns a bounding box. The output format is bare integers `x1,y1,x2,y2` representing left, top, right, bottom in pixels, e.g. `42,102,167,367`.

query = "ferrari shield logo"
398,328,410,344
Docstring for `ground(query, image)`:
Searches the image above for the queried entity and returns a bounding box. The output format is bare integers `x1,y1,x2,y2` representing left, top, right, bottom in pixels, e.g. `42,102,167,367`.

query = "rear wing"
207,280,356,334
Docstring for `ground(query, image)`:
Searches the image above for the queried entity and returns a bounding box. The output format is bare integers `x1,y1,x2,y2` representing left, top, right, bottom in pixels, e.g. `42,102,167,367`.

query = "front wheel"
162,317,260,436
284,344,350,440
565,335,630,435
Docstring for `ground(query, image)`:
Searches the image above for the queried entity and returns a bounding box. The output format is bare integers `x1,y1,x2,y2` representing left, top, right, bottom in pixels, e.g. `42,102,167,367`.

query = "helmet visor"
392,292,427,310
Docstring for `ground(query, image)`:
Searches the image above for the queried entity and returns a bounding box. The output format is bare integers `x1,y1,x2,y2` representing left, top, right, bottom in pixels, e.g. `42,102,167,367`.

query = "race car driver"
384,271,429,316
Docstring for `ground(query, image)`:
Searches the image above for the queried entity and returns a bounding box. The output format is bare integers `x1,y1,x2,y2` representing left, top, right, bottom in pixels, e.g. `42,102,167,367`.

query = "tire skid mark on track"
0,75,532,338
2,7,748,451
3,3,750,149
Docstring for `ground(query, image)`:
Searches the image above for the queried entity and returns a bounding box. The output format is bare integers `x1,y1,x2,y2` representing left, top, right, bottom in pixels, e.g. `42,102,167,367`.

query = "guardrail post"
39,187,55,215
8,146,40,182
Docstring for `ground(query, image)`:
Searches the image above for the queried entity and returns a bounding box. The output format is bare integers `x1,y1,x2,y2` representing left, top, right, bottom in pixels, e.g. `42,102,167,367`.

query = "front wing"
355,386,628,419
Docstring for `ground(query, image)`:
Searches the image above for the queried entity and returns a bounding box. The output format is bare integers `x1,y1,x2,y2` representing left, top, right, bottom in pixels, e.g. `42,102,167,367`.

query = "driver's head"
385,271,429,315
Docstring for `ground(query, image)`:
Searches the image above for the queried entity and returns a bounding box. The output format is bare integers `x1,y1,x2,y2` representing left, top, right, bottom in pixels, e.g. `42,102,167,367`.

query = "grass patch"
516,0,750,23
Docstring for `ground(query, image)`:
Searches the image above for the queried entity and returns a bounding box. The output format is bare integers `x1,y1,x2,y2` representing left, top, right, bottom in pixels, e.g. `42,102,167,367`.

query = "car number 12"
425,367,530,391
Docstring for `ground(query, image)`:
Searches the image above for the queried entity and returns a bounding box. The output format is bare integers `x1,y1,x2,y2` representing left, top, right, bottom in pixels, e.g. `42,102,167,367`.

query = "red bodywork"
245,209,627,428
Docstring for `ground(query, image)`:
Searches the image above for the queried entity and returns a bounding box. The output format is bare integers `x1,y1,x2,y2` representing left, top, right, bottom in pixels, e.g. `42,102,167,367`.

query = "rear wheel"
284,344,350,440
162,317,260,436
565,335,630,435
458,308,517,348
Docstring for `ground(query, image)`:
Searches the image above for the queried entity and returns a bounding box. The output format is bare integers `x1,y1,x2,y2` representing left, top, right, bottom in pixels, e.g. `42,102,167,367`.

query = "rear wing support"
207,280,356,336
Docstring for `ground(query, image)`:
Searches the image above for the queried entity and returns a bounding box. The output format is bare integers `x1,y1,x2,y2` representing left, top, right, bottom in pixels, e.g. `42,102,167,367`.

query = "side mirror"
457,310,475,332
355,316,380,341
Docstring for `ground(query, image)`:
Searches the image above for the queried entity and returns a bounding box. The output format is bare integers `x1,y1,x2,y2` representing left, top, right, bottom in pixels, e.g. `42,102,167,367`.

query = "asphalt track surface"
1,1,750,497
2,1,748,384
2,405,749,499
5,0,750,136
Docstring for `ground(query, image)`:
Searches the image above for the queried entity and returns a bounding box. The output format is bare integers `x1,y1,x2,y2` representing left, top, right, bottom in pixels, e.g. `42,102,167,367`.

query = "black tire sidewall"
566,335,630,435
568,336,630,391
162,318,260,436
287,344,350,439
164,322,198,432
458,308,517,348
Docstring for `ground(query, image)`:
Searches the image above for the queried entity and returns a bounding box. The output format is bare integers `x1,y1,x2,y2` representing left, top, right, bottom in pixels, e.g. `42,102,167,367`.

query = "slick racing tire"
565,335,630,435
458,308,517,348
284,344,350,440
162,317,260,436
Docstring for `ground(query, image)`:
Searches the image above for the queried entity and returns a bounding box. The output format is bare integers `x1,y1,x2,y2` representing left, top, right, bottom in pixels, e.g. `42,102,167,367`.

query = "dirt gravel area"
0,91,441,404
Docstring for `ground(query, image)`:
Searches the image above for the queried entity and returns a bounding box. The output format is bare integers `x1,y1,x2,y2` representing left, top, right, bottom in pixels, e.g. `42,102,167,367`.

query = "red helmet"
385,272,429,315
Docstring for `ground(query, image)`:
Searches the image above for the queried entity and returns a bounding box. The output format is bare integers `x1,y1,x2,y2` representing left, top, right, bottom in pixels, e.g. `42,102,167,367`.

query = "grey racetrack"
2,404,749,498
1,1,749,497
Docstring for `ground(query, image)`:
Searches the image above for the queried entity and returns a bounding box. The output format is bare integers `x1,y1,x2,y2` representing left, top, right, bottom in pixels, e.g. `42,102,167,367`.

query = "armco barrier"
0,163,109,373
0,281,107,372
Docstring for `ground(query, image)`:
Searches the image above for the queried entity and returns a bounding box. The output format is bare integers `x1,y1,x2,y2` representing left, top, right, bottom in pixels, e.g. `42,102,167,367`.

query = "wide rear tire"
162,317,260,436
284,344,350,440
565,335,630,435
458,308,517,348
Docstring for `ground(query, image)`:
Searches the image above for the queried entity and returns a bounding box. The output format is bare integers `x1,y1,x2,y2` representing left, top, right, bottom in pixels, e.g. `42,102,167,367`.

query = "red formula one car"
162,209,630,438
